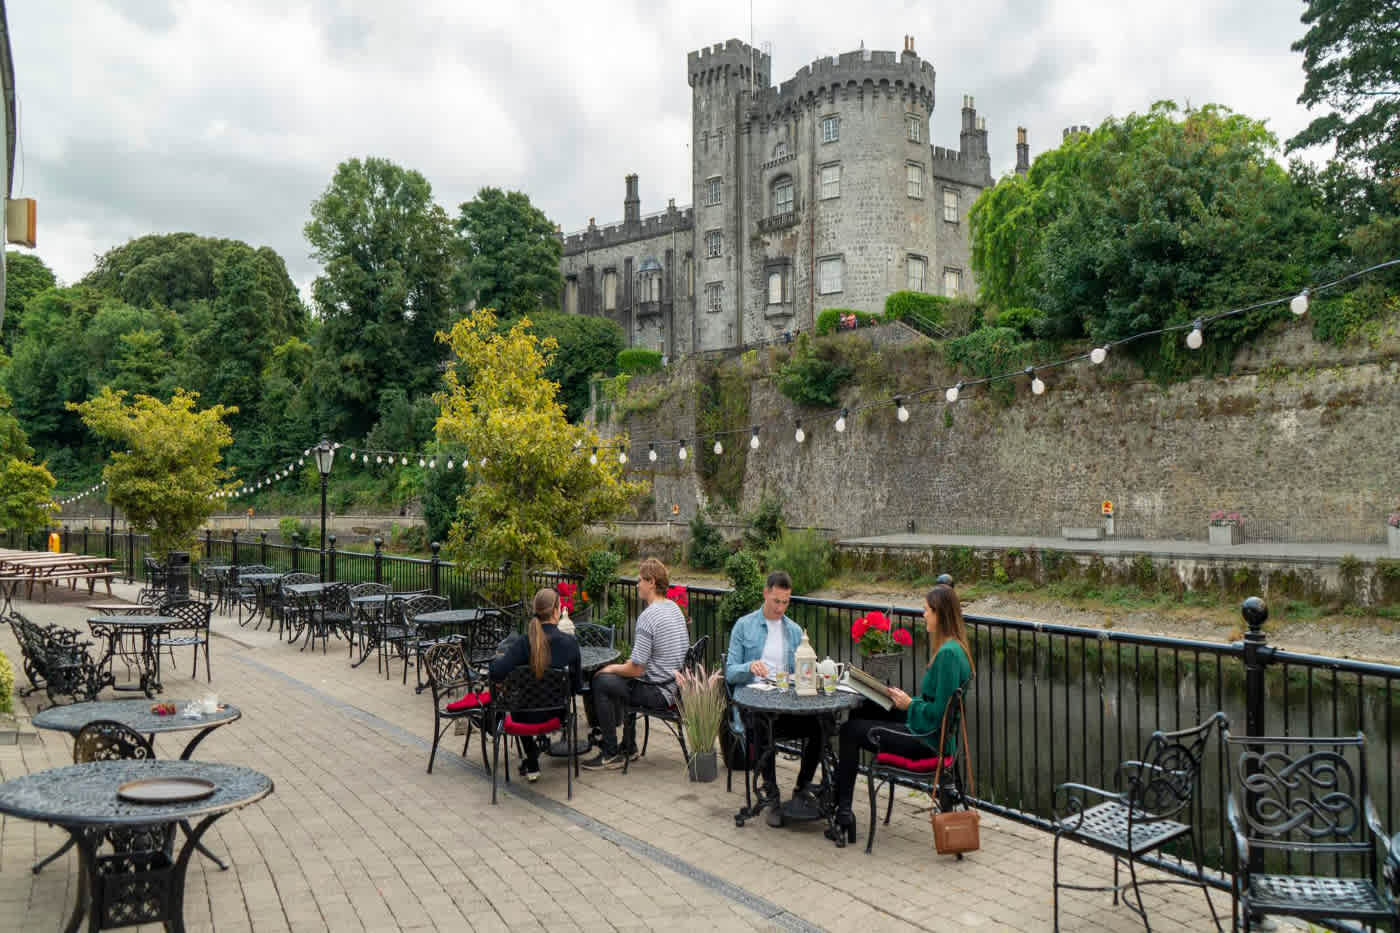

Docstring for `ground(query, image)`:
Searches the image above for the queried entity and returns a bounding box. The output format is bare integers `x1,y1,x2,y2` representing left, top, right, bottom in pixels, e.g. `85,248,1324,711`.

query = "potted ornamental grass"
674,663,725,782
850,610,914,685
1208,510,1243,546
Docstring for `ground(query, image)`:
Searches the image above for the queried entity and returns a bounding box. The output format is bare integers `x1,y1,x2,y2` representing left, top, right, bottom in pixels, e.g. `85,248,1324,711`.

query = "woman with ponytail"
488,587,583,782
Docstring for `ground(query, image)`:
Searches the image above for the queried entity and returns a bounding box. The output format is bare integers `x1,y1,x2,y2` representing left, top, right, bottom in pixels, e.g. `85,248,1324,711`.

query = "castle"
559,36,1031,355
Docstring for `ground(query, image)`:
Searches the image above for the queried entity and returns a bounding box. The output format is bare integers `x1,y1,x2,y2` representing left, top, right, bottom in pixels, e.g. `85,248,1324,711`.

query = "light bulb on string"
419,458,425,467
677,440,688,461
1090,346,1108,365
794,421,805,444
428,459,436,469
713,439,723,456
400,456,408,466
895,397,909,422
376,455,383,464
1290,289,1309,316
303,448,311,457
946,382,962,403
298,458,305,467
1032,375,1046,396
589,448,598,465
447,459,454,470
648,443,657,462
1186,320,1204,350
618,450,627,464
749,427,760,450
835,408,848,433
479,457,487,468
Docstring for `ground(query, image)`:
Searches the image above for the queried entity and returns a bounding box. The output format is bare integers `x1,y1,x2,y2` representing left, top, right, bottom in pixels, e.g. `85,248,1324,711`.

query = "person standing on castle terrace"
582,558,689,770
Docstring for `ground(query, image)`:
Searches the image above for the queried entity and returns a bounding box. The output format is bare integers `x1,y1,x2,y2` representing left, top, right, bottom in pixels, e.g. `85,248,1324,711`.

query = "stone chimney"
624,174,640,226
1015,126,1030,174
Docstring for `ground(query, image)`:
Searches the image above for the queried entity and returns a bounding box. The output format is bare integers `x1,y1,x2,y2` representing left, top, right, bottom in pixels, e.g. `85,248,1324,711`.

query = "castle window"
773,140,789,159
818,256,843,295
943,188,960,223
704,176,722,207
602,270,618,312
683,255,693,297
705,282,724,314
765,259,792,305
943,267,962,297
906,114,922,143
772,176,794,215
907,256,926,292
906,162,924,199
564,277,579,315
821,115,840,143
820,163,841,200
705,230,723,258
639,258,663,302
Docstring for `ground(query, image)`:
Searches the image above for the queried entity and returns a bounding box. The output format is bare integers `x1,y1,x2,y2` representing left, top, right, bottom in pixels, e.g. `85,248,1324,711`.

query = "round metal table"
731,685,862,842
87,615,176,698
0,759,273,933
33,699,242,761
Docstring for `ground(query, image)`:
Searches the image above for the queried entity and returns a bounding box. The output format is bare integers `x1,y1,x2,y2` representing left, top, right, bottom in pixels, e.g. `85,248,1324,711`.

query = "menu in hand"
843,666,894,711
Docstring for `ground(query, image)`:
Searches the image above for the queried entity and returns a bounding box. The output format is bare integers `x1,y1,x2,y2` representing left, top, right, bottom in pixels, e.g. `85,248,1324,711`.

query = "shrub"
616,347,664,375
688,512,730,571
743,496,786,553
278,516,316,546
990,305,1045,337
815,307,882,335
946,326,1034,403
716,550,764,630
0,649,12,715
884,291,949,324
775,333,852,407
582,550,622,609
763,529,833,593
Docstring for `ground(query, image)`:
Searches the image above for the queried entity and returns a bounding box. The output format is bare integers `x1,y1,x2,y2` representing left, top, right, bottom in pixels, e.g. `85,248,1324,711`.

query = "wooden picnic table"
0,554,118,600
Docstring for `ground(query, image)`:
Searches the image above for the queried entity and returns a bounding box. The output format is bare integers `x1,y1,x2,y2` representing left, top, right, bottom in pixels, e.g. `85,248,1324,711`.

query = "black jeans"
753,714,824,792
835,709,939,810
591,672,670,756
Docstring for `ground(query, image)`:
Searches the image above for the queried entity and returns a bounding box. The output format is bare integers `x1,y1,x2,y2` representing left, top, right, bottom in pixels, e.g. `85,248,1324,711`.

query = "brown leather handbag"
930,693,979,855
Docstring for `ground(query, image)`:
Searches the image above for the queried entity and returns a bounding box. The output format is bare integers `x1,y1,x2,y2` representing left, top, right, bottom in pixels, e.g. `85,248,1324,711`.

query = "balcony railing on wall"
35,526,1400,897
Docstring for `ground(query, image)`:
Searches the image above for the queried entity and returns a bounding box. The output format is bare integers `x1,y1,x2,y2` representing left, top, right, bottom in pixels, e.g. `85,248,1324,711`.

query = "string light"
589,448,598,465
1186,320,1204,350
946,382,962,403
895,397,909,422
1090,346,1108,365
835,408,847,433
376,455,383,464
713,439,723,455
1291,289,1309,316
677,440,688,461
618,450,628,464
447,459,455,470
648,443,657,462
418,458,425,467
794,420,805,444
1032,374,1046,396
428,459,436,469
749,427,760,450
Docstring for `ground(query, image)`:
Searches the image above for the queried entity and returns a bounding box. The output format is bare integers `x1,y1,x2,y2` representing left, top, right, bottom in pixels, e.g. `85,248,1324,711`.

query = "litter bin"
166,551,191,598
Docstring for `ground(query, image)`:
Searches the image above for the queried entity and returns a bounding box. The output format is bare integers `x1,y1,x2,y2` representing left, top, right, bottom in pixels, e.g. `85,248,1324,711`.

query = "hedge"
0,649,13,715
616,348,664,375
884,290,950,322
815,308,882,335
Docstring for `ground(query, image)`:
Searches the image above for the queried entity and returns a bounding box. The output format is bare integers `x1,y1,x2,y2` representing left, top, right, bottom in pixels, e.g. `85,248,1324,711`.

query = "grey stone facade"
561,36,1000,353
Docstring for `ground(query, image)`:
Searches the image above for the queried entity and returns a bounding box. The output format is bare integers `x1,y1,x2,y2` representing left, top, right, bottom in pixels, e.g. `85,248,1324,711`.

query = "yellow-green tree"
435,310,644,593
69,388,237,555
0,363,56,537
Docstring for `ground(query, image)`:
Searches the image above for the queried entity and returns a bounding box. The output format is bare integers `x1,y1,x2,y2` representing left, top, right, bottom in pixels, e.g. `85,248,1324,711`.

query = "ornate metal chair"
423,641,491,774
489,666,575,803
383,594,449,684
154,598,213,681
622,635,709,774
573,621,615,649
347,582,390,661
272,572,319,638
1052,711,1228,932
864,683,971,855
1225,730,1399,932
229,565,275,626
466,602,522,671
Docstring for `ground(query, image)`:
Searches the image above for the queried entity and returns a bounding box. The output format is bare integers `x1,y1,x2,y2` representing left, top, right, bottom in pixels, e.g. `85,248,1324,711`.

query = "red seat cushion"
875,752,954,773
503,715,561,736
445,691,490,712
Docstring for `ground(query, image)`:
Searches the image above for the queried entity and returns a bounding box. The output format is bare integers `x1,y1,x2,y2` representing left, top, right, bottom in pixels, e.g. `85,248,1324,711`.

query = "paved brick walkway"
0,585,1230,932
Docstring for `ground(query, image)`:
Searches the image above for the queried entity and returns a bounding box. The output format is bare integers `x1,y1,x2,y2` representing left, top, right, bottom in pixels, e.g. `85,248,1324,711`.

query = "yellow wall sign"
1101,500,1114,516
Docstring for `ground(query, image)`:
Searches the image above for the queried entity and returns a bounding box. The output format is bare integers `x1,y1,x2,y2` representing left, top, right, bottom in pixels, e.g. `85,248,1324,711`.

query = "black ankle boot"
826,807,857,846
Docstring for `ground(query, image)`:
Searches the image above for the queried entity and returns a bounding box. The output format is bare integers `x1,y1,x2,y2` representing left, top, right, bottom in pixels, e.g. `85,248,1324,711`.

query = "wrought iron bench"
5,611,110,708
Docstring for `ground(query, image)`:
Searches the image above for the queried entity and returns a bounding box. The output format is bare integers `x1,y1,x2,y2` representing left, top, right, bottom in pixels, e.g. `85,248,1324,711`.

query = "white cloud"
8,0,1320,292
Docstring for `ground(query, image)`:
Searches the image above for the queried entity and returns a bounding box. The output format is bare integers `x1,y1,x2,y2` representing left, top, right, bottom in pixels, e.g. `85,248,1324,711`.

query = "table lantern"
557,604,575,635
794,629,818,696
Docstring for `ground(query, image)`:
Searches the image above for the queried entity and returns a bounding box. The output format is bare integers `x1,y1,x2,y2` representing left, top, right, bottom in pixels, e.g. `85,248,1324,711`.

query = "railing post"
259,531,269,567
291,534,301,572
105,521,113,559
231,530,239,566
1241,595,1269,878
62,524,70,552
373,537,384,585
204,528,212,564
430,542,441,597
327,534,337,582
126,528,135,583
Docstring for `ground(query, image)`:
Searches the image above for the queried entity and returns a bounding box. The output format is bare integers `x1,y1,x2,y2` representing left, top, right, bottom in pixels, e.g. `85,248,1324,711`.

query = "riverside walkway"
0,583,1228,932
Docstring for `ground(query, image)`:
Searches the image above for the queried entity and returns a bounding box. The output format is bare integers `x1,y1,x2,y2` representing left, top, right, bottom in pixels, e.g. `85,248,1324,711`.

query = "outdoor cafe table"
31,699,244,872
234,572,285,626
87,615,176,698
548,645,620,758
0,759,273,933
348,591,428,667
731,685,862,844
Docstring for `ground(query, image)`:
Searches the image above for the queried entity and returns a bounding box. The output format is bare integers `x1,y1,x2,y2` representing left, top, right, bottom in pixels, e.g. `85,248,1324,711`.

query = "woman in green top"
830,584,974,843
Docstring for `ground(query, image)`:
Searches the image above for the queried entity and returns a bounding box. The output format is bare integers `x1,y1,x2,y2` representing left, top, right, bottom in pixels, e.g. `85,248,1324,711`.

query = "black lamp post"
312,437,335,579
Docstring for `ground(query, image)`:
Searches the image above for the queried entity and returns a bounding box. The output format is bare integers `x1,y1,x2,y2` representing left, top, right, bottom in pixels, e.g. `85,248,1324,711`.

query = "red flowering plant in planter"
557,581,580,613
850,610,914,657
666,585,689,619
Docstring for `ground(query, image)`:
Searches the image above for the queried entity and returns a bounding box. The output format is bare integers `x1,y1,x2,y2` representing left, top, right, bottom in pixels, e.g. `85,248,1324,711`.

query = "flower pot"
1389,525,1400,556
1208,524,1241,546
859,652,902,685
687,749,718,783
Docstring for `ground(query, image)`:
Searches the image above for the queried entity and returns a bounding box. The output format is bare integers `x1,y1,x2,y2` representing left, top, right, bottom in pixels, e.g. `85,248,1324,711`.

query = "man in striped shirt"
582,557,690,770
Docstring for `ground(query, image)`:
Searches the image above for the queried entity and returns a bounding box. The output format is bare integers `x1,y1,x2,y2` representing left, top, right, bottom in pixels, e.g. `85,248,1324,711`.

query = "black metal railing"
48,526,1400,898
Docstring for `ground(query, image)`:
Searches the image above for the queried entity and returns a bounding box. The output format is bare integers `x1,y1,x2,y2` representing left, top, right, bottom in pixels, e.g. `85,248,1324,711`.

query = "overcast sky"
9,0,1319,294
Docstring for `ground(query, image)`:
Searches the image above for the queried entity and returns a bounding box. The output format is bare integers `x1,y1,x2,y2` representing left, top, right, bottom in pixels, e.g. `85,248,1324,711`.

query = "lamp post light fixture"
312,437,335,579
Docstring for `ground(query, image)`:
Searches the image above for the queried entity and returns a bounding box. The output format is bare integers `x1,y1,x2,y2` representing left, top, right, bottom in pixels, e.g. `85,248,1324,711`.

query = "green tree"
305,157,458,440
969,103,1334,365
434,310,644,596
522,311,624,421
456,187,562,318
0,366,55,536
2,251,57,348
1286,0,1400,182
69,388,236,555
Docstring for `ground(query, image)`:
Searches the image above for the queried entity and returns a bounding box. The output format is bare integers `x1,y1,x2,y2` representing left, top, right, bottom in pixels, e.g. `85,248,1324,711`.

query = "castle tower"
1015,126,1030,175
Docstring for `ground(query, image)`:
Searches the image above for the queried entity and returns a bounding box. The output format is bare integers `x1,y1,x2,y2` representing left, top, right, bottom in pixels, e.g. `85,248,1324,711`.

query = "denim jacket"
724,608,801,734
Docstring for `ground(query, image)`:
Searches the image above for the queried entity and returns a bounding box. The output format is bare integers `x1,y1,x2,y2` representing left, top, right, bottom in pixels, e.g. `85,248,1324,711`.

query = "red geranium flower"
666,585,689,608
892,628,913,647
866,611,891,633
850,617,870,640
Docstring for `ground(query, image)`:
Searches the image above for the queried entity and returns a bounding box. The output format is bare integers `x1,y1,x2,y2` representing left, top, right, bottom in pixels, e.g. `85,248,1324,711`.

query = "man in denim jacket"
725,571,824,826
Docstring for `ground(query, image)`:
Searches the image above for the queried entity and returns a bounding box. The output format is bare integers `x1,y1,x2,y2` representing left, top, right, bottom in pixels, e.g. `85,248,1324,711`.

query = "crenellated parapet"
755,46,936,123
688,38,771,89
562,205,695,256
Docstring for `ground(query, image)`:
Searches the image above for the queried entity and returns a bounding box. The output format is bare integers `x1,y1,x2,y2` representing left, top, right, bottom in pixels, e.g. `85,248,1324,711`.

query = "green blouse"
905,640,972,754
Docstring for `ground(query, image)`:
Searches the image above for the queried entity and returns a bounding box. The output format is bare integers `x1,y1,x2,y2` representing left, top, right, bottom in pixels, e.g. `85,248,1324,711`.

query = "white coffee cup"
201,695,219,714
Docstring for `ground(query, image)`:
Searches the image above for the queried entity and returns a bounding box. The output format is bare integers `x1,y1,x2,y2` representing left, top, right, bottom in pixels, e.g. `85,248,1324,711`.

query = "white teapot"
557,604,575,635
817,656,846,694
